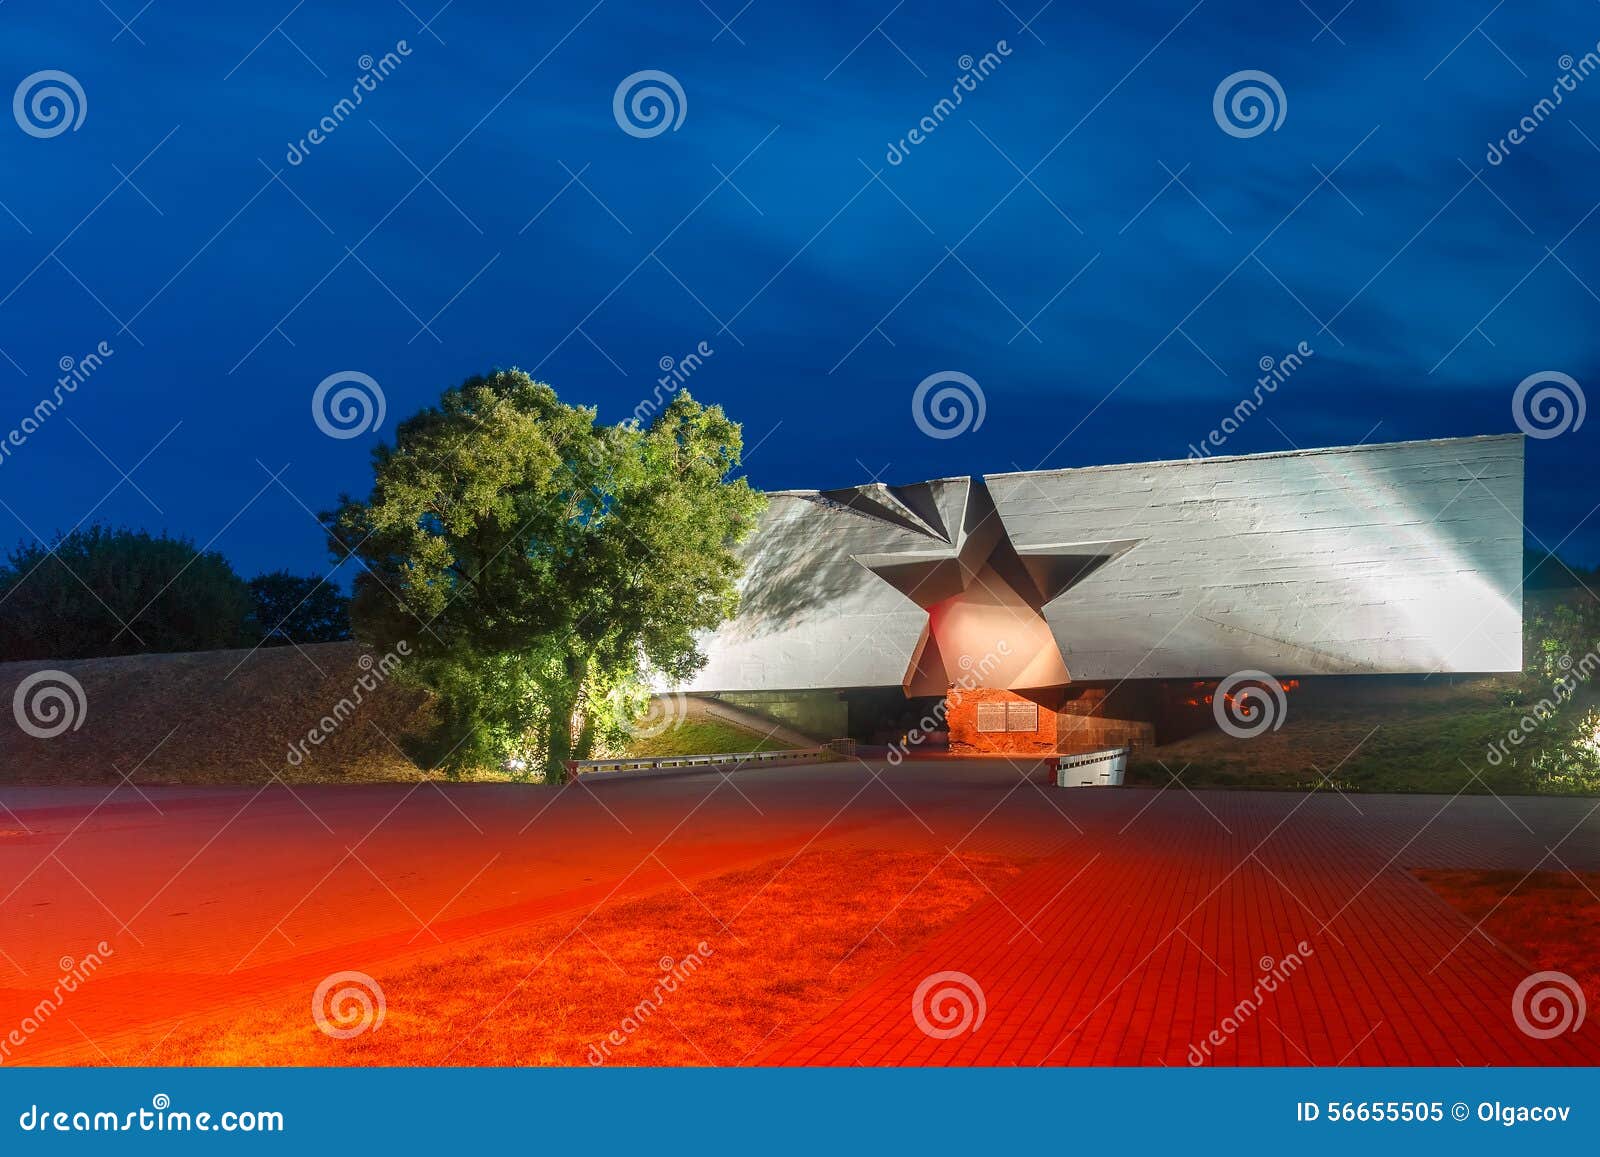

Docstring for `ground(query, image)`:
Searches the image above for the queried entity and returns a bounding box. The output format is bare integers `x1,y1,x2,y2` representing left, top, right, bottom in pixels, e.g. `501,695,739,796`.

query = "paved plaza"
2,760,1596,1065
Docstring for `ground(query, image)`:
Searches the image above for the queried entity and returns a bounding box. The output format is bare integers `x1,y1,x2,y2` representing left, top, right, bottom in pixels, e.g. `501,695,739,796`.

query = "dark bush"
0,527,253,660
247,571,351,645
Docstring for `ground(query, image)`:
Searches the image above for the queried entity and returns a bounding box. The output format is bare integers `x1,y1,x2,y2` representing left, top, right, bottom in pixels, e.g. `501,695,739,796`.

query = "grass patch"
102,848,1024,1066
1129,675,1600,795
624,718,791,759
1130,705,1529,792
0,644,435,786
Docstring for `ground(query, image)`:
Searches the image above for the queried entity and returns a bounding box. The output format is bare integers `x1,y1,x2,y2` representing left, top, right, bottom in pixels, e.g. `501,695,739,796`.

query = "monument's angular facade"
681,435,1525,699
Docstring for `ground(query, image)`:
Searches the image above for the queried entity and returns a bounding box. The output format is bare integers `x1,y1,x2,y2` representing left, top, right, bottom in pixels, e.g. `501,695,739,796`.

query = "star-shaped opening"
851,481,1138,695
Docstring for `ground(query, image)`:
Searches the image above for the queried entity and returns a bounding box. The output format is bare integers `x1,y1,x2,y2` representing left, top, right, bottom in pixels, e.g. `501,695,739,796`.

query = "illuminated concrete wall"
679,435,1524,694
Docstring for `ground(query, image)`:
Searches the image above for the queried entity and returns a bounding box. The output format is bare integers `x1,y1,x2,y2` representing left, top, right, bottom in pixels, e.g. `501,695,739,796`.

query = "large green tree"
323,369,765,780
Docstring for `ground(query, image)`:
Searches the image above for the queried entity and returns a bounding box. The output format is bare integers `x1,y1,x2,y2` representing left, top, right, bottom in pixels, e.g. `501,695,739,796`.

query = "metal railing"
567,744,846,779
1055,745,1130,787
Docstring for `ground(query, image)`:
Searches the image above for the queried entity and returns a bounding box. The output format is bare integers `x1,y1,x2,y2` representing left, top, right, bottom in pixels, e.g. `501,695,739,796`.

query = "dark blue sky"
2,0,1597,581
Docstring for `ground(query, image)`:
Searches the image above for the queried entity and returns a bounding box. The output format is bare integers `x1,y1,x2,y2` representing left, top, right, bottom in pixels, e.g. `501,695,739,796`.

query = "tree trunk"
546,693,575,784
574,710,597,760
544,652,590,783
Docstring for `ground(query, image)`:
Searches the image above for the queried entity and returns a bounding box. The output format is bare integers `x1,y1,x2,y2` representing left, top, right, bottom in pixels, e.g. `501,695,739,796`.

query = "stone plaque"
975,702,1007,733
1006,701,1038,732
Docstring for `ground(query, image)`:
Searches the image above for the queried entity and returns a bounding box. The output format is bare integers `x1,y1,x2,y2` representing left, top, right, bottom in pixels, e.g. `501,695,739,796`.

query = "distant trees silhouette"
247,570,351,646
0,527,350,661
0,527,252,660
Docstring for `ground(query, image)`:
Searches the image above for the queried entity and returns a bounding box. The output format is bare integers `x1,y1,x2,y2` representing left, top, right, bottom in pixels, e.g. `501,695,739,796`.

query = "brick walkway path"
765,785,1600,1066
3,762,1596,1065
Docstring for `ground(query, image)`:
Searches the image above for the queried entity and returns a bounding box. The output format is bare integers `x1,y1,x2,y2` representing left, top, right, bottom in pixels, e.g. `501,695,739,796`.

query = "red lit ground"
1,760,1596,1066
1414,868,1600,1023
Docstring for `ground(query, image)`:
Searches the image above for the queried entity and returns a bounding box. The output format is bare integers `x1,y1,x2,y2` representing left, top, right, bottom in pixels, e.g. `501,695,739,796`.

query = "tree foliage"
323,370,765,780
247,571,351,645
1507,588,1600,792
0,526,253,660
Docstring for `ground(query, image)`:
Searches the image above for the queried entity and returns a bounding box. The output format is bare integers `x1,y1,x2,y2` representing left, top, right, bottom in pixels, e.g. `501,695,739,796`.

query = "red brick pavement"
3,762,1595,1066
764,783,1600,1066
